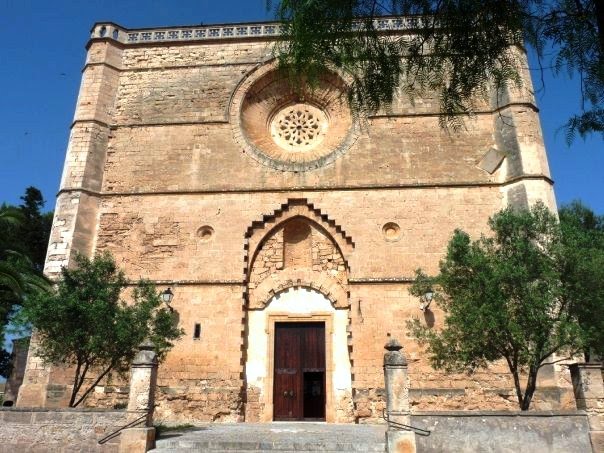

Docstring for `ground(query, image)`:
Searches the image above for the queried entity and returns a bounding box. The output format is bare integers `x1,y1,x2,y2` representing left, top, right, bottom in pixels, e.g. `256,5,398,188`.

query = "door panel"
274,322,326,421
274,324,301,420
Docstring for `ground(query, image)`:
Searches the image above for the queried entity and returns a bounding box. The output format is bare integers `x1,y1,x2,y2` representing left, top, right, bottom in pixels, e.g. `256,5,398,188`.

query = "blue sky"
1,0,603,214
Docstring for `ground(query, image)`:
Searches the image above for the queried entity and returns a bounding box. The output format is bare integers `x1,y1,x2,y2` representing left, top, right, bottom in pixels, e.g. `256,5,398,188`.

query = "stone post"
119,340,158,453
570,363,604,453
4,338,30,406
383,338,416,453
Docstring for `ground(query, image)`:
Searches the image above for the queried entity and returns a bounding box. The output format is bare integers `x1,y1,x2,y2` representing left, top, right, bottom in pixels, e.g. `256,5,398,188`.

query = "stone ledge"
411,410,588,417
0,407,126,413
57,173,555,198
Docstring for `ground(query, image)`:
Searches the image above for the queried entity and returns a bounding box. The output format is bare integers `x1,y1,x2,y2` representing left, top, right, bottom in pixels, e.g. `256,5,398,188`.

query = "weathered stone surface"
571,363,604,452
410,411,592,453
153,422,386,451
127,342,158,426
119,427,155,453
0,408,128,452
2,338,29,405
387,430,416,453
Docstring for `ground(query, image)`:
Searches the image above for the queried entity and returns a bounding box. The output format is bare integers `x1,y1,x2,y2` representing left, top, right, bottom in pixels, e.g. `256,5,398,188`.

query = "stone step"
154,441,386,451
152,422,386,452
156,446,386,453
156,445,386,453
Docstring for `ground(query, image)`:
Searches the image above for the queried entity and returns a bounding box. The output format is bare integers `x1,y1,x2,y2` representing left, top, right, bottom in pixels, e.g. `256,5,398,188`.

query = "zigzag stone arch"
243,199,354,309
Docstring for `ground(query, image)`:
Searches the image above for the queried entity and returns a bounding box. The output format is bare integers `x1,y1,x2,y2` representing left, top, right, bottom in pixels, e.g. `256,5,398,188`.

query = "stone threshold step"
154,442,386,451
155,450,385,453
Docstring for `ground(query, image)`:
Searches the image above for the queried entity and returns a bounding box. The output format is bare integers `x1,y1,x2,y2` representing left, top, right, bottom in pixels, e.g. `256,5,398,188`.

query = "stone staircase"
152,422,386,452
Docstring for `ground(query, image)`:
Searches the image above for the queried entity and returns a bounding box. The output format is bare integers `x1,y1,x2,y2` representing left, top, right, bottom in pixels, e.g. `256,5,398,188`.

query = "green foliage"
0,192,52,378
0,337,29,379
536,1,604,142
408,202,596,410
0,348,11,379
272,0,604,140
559,201,604,360
21,252,183,407
18,187,53,271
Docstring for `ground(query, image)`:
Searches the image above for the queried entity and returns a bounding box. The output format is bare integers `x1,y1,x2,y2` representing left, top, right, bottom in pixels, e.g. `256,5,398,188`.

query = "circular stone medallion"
382,222,402,242
197,225,214,242
270,103,328,152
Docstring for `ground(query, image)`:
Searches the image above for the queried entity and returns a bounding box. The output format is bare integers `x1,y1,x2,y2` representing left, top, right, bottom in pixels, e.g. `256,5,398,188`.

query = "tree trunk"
511,368,525,409
72,363,115,408
520,366,539,411
69,361,83,407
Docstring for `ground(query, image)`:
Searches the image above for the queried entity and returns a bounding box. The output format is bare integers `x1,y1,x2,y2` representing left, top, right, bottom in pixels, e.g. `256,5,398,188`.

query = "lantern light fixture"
419,289,434,311
160,287,174,306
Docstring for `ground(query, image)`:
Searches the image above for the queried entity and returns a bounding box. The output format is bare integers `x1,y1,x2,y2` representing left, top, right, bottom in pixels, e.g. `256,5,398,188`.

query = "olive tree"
22,253,183,407
408,202,600,410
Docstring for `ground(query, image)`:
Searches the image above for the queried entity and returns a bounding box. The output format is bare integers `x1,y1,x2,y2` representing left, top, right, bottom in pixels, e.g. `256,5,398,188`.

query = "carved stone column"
383,338,416,453
119,340,158,453
570,363,604,453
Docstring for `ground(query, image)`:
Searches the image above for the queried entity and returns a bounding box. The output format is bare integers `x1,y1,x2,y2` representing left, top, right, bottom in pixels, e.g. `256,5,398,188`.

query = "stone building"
16,19,568,423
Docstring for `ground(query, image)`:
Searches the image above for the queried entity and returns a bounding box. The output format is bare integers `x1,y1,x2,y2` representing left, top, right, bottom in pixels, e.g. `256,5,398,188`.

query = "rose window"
236,68,355,171
270,103,328,152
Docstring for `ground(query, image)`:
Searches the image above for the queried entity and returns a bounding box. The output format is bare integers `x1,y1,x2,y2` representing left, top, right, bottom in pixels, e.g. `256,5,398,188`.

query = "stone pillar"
570,363,604,453
383,338,416,453
127,340,158,424
3,338,29,406
119,341,158,453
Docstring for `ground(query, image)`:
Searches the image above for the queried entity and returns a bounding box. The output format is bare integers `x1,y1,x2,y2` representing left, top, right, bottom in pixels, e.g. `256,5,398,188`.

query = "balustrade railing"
90,17,428,45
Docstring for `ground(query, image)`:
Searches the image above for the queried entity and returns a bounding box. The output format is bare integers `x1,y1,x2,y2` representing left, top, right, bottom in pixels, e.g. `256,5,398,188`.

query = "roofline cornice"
86,16,428,48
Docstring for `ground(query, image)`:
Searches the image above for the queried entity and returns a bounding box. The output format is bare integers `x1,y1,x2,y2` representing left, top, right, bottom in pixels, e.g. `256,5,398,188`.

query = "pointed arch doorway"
243,203,355,423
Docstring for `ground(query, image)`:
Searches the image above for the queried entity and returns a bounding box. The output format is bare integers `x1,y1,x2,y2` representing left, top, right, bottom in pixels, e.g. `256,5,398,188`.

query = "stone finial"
139,339,155,351
385,338,402,351
133,339,158,366
384,338,407,366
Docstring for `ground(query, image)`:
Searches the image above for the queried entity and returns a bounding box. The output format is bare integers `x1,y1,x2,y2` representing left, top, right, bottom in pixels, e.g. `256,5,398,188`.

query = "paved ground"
152,422,387,452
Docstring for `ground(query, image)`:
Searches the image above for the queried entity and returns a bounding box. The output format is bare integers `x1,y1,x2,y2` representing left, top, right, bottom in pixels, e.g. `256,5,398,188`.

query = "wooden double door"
273,322,326,421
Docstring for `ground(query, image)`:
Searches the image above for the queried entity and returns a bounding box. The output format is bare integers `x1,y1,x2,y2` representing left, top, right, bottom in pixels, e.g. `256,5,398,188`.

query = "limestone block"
386,430,417,453
119,427,156,453
590,431,604,453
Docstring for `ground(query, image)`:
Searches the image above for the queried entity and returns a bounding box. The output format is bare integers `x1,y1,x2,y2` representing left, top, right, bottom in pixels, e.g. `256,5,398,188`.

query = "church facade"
17,19,570,423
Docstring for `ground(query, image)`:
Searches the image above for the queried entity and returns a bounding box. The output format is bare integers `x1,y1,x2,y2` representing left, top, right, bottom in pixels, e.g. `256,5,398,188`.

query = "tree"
0,204,50,378
18,187,53,271
408,202,592,410
272,0,603,141
21,253,183,407
559,201,604,361
0,348,10,379
0,188,53,376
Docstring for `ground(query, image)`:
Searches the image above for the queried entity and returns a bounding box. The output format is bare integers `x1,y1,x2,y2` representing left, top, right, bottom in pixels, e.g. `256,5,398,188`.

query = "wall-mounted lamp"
160,287,174,307
419,289,434,311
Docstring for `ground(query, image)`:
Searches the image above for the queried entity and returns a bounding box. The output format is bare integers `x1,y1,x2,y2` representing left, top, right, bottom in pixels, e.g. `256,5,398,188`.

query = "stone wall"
410,411,593,453
0,408,128,452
